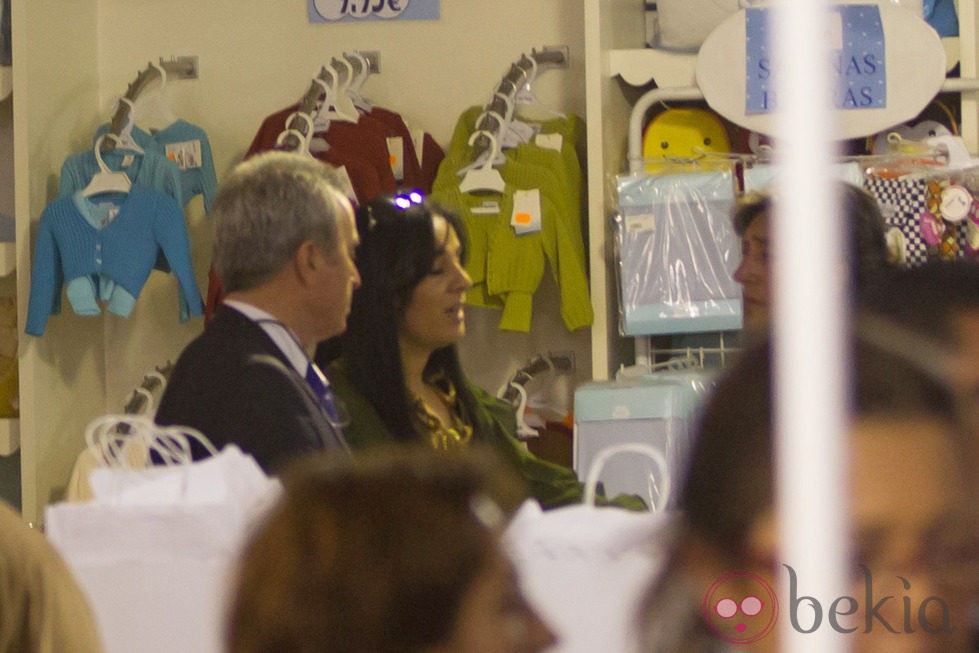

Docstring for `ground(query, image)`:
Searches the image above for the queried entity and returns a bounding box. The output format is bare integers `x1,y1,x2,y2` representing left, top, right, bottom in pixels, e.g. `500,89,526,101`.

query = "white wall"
95,1,586,176
92,1,591,409
15,0,104,522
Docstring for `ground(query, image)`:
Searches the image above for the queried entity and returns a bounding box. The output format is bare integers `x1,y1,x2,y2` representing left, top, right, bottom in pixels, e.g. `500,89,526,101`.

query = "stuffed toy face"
642,107,731,172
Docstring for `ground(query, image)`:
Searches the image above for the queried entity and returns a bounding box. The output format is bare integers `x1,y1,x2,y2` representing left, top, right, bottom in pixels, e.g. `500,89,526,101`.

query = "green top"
429,107,593,333
328,360,644,511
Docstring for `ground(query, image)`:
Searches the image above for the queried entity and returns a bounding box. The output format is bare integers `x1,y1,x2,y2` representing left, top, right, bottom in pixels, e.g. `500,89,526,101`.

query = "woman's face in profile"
436,547,556,653
398,216,473,353
733,212,771,331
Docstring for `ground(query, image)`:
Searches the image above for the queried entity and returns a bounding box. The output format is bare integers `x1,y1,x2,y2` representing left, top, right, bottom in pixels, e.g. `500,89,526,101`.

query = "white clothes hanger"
515,53,567,122
113,98,146,154
330,56,362,119
286,111,330,156
343,50,374,111
133,60,178,131
474,108,508,140
310,77,334,132
459,130,506,194
312,67,358,130
506,381,539,440
457,110,509,177
493,91,516,123
276,127,314,158
83,134,133,197
142,369,168,393
123,364,172,415
132,387,155,415
492,92,538,147
295,110,327,156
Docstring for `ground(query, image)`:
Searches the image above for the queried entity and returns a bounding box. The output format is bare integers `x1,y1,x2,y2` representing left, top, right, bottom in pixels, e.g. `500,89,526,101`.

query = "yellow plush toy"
642,107,731,173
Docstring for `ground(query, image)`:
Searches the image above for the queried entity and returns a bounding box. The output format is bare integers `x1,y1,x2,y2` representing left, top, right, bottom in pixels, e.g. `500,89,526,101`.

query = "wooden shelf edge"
0,242,14,277
0,67,9,102
0,418,20,456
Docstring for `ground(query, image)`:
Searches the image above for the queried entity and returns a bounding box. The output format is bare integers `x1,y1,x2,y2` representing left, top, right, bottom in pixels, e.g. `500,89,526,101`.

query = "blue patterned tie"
305,362,342,424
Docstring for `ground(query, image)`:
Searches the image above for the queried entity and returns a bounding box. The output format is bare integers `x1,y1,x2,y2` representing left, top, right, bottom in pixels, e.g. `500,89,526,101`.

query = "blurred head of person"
862,259,979,410
228,445,555,653
640,318,978,652
733,182,889,333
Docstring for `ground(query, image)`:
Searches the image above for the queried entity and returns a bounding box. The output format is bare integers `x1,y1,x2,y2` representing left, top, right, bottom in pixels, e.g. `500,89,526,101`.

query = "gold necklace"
410,373,473,451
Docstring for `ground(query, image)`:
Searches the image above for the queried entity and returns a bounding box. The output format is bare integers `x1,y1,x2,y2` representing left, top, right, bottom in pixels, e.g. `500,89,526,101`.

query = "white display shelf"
608,48,697,88
0,418,19,456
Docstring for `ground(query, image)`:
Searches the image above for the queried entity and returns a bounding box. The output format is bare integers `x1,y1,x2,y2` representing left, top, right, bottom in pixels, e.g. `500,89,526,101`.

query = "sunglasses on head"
392,190,424,210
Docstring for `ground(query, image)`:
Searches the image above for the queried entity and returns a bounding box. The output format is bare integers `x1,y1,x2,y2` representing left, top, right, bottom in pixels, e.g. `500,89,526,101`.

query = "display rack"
584,1,979,379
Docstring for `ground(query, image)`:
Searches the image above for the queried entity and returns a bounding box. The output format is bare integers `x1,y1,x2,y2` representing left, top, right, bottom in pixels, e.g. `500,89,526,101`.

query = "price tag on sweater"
535,133,564,153
512,189,542,235
165,140,203,171
386,136,405,182
471,201,500,215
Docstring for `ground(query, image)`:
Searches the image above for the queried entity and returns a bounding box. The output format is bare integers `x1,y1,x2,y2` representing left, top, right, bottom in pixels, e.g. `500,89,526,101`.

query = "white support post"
773,0,850,650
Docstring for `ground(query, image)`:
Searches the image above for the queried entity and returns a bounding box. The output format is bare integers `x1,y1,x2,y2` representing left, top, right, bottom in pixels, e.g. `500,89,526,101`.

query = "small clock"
939,184,974,223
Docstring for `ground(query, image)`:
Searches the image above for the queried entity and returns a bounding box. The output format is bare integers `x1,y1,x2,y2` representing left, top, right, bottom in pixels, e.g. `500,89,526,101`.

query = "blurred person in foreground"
862,259,979,424
639,317,979,652
0,500,104,652
227,445,556,653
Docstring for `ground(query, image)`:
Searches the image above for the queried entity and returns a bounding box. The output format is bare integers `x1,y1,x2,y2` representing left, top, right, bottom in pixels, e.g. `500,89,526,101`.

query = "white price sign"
310,0,438,22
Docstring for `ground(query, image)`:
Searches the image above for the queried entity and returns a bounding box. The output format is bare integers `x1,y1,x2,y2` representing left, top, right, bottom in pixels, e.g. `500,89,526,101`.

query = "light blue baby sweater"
26,186,203,335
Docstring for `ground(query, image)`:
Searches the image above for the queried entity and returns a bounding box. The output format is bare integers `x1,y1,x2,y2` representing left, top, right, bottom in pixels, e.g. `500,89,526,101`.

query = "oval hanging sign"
696,1,946,139
310,0,440,22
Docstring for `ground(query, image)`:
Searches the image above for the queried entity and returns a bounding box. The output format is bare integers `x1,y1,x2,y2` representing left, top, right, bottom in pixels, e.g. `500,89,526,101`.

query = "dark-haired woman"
316,194,641,509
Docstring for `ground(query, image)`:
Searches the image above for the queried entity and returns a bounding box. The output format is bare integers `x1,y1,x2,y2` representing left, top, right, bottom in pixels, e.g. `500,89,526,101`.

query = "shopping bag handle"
84,414,218,468
583,443,671,513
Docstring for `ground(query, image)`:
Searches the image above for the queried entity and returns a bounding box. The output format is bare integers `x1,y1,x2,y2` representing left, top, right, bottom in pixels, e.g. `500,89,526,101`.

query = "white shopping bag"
503,444,673,653
46,443,281,653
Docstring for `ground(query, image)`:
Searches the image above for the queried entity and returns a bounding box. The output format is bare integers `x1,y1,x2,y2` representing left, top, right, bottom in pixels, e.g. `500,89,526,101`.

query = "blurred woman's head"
642,319,977,651
228,446,554,653
732,183,888,332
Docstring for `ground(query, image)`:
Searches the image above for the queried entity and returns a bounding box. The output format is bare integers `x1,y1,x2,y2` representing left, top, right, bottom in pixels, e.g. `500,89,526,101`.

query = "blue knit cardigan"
26,187,202,335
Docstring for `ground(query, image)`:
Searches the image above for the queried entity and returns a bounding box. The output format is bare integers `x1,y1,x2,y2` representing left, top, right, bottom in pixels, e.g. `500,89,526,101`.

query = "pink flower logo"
702,571,779,644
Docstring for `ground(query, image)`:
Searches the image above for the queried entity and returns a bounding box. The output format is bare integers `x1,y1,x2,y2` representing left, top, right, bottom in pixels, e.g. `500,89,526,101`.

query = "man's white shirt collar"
223,300,308,377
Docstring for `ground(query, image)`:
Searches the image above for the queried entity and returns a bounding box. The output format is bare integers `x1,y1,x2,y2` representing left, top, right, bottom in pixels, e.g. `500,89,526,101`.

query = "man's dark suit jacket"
155,305,349,473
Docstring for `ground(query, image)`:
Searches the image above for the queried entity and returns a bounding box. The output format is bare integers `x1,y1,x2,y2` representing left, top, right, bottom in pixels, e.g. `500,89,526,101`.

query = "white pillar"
773,0,850,650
